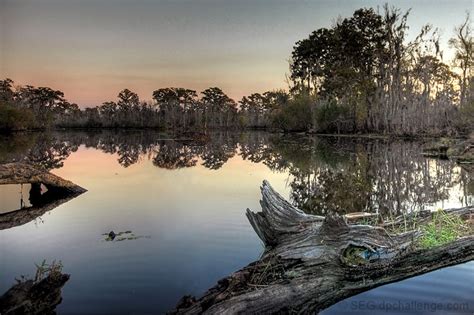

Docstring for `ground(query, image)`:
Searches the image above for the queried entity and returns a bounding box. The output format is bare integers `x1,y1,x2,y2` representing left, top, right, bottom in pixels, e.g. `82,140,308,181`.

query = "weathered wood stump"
0,271,69,315
0,163,86,230
172,181,474,314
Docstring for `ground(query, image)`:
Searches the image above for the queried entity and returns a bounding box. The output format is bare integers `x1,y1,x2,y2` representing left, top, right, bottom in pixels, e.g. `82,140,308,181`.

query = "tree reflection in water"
153,142,197,169
1,131,471,217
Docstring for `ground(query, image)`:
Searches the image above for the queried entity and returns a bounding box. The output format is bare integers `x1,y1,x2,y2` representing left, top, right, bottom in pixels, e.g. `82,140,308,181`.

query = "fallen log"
0,163,86,195
172,180,474,314
0,162,87,230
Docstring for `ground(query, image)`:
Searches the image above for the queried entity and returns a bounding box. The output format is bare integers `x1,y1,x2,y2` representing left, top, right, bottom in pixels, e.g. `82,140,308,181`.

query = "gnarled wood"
172,181,474,314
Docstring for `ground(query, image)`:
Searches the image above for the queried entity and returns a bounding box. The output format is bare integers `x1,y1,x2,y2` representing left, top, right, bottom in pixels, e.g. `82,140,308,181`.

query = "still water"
0,131,472,314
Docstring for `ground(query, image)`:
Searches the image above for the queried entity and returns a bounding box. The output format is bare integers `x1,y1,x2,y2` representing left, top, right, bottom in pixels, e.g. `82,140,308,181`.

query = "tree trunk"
172,181,474,314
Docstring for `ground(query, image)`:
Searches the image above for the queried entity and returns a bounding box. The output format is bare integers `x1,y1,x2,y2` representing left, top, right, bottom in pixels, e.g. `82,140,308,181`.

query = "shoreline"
1,127,471,140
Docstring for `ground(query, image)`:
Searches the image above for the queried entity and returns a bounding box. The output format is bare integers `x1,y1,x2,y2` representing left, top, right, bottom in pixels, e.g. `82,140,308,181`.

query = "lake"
0,131,472,314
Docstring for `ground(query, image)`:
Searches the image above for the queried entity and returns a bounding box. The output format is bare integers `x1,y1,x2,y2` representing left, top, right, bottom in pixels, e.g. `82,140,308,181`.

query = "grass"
417,209,471,249
15,260,64,284
34,260,63,282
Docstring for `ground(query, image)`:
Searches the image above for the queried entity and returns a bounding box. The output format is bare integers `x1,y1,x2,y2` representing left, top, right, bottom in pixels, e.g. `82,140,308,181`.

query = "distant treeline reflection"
2,131,471,216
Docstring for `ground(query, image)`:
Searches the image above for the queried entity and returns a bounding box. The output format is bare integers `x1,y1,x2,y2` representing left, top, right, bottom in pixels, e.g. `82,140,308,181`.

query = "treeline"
1,6,472,136
0,78,287,131
0,80,79,131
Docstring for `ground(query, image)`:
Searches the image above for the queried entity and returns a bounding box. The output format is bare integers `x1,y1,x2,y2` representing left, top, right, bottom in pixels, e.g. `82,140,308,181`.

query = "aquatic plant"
102,230,150,242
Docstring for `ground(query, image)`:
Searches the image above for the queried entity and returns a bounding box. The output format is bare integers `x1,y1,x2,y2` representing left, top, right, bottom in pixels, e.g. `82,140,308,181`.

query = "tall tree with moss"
449,13,473,107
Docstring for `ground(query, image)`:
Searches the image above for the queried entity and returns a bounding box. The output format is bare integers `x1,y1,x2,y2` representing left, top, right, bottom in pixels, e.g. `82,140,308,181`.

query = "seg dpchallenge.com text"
348,300,471,313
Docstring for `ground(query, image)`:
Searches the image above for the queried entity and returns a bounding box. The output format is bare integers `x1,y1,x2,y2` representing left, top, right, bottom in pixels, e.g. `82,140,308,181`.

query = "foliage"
455,94,474,133
240,90,289,129
313,100,352,133
271,93,314,132
417,209,470,249
0,101,35,131
34,260,64,283
290,7,472,135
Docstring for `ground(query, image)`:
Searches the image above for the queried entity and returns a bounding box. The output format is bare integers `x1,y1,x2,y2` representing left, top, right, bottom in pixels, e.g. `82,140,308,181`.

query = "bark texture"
172,180,474,314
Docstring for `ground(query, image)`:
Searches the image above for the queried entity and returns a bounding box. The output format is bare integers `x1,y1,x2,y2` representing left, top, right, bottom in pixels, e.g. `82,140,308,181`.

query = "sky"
1,0,472,107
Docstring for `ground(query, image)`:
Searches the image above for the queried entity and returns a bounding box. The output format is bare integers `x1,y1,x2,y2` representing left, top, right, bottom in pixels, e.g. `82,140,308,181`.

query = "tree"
117,89,140,111
449,13,473,106
200,87,237,128
152,88,197,129
290,28,334,94
99,101,118,119
83,107,102,127
0,79,15,103
240,93,265,128
177,88,198,129
290,8,386,131
0,102,34,131
13,86,67,128
288,6,469,135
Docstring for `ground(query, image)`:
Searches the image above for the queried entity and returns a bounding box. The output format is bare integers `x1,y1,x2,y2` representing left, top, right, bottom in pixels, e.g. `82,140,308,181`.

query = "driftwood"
0,271,69,315
172,181,474,314
0,163,86,230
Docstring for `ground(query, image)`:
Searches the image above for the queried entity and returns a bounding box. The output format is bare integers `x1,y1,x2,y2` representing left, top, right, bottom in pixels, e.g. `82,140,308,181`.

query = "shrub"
271,93,314,131
455,99,474,134
314,101,352,134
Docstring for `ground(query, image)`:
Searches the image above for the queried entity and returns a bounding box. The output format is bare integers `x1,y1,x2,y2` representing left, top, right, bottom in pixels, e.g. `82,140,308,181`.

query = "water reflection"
0,182,83,230
0,131,471,314
1,131,471,217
